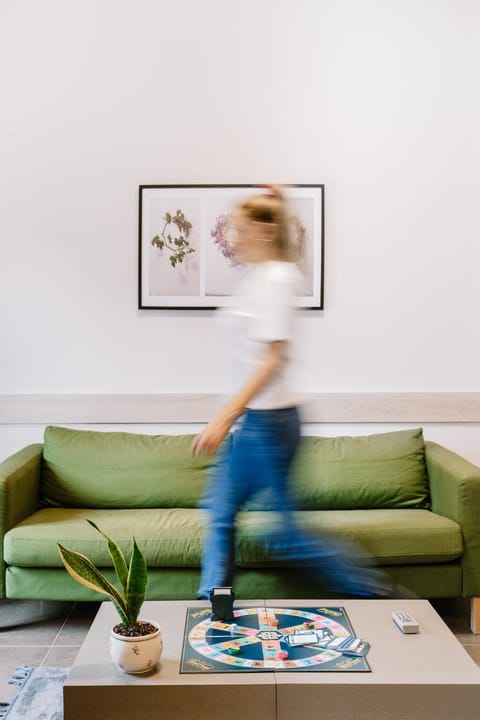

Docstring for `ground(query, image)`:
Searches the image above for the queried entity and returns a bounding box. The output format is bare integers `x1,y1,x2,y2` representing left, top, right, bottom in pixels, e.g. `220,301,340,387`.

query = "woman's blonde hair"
240,192,291,260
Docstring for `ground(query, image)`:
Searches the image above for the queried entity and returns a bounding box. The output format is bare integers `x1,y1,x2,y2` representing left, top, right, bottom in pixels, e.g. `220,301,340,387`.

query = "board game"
181,606,370,673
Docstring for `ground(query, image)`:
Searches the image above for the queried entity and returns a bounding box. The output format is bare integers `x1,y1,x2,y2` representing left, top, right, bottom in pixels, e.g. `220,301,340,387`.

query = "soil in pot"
113,621,158,637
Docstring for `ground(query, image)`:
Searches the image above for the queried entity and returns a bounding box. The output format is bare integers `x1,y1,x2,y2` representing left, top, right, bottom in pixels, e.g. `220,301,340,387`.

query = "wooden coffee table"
64,598,480,720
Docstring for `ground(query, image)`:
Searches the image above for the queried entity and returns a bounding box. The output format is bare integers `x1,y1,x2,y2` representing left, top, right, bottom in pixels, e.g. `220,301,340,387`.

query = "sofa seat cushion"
41,426,213,509
288,428,429,510
235,509,463,567
4,508,204,567
5,508,463,571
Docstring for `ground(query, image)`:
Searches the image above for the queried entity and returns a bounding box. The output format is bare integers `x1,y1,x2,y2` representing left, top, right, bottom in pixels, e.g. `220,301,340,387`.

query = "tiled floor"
0,601,100,704
1,598,480,703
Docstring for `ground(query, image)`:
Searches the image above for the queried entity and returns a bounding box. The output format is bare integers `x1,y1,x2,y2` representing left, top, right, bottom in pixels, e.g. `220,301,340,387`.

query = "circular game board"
187,606,353,671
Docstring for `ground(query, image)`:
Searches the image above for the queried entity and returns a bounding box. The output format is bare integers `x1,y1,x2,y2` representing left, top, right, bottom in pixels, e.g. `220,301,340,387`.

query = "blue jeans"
198,407,390,599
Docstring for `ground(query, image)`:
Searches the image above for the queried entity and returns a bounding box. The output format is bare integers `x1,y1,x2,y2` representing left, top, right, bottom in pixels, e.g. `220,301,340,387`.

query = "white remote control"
392,610,419,634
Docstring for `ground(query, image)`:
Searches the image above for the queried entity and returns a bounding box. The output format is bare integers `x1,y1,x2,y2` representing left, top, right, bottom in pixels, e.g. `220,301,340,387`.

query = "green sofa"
2,425,480,628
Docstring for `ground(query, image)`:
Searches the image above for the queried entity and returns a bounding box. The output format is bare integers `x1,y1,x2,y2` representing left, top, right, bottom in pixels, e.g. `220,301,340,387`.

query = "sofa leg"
471,597,480,634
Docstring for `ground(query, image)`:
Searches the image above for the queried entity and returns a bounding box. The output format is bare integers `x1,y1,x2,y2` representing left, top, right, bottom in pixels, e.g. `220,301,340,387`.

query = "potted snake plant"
58,519,162,674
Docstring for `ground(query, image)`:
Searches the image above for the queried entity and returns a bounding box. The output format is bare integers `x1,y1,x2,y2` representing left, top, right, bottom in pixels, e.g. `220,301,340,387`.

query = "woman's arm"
191,340,286,456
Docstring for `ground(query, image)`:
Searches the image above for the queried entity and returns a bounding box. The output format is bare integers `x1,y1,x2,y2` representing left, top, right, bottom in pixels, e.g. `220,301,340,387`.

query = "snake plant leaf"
58,544,129,627
86,519,128,593
125,538,148,626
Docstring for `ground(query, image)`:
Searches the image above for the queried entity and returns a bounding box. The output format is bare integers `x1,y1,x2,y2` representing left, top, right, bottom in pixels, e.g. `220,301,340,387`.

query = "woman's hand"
191,412,235,457
257,183,287,200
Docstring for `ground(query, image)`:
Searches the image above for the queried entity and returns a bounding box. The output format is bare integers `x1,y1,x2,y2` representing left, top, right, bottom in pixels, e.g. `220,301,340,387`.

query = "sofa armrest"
425,441,480,597
0,444,43,598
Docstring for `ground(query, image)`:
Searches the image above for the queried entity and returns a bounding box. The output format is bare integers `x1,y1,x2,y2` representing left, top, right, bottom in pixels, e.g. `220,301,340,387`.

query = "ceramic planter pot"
109,620,163,674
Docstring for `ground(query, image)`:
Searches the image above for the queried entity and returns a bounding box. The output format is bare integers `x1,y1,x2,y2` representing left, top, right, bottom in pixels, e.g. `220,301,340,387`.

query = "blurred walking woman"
193,186,390,601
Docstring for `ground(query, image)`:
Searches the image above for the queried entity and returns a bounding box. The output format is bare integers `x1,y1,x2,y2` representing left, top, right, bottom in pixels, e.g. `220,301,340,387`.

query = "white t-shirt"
218,261,302,410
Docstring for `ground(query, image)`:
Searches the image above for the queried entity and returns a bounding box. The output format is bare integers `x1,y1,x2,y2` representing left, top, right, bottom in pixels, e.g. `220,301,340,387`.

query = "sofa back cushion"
41,426,211,509
41,426,429,511
290,428,429,510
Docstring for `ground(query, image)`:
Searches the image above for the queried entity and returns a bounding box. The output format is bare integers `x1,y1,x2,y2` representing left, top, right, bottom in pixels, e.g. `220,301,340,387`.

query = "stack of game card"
314,629,370,657
285,628,370,657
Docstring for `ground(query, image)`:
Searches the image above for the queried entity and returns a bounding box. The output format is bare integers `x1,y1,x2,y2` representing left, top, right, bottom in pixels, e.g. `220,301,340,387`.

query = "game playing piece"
277,650,289,660
227,646,240,655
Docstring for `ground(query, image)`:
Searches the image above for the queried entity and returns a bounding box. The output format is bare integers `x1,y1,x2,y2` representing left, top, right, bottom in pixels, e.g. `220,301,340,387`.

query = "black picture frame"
138,184,324,309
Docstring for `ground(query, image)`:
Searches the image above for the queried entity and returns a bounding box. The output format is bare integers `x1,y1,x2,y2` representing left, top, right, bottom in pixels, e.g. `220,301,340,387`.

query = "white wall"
1,2,479,459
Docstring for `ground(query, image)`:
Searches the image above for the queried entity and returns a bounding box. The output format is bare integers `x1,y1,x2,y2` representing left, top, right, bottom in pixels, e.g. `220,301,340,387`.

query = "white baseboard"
1,393,479,424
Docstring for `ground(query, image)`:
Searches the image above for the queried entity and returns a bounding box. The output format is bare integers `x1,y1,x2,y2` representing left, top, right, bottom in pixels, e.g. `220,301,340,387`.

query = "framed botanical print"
138,184,324,309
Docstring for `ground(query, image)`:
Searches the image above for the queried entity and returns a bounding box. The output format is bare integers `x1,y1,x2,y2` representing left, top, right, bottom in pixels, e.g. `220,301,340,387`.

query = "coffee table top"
66,598,480,688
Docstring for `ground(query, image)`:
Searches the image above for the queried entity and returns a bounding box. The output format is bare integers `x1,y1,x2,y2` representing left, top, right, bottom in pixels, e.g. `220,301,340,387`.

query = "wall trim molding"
1,393,479,424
